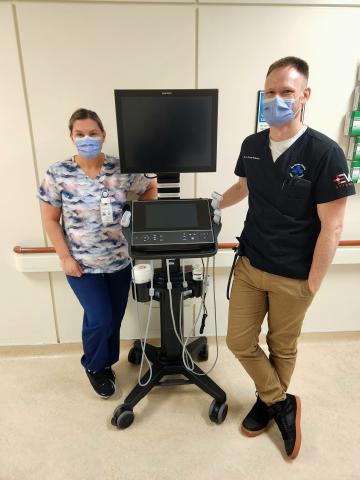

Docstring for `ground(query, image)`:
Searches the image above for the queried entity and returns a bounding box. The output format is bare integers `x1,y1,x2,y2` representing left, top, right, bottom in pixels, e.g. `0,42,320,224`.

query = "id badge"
100,196,114,225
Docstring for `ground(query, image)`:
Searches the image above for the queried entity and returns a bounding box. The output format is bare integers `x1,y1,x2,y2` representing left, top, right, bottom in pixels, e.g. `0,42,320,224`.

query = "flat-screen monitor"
114,89,218,173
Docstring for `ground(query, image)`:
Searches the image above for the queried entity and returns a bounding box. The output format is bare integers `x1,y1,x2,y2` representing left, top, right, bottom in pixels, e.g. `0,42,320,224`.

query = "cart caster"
111,405,134,429
197,343,209,362
209,399,228,424
128,347,142,365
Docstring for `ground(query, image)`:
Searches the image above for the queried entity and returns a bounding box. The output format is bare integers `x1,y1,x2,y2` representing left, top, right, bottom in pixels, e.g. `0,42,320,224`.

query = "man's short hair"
266,56,309,80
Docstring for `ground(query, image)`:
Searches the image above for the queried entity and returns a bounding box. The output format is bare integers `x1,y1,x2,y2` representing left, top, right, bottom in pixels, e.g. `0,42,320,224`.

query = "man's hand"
211,192,223,224
307,197,347,294
307,279,319,295
61,255,84,277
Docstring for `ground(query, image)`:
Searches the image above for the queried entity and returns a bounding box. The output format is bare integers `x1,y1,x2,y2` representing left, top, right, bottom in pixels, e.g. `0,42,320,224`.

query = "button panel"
132,230,214,245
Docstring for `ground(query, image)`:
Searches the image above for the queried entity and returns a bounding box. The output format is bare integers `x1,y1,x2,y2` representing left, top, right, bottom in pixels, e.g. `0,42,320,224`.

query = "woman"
38,108,157,398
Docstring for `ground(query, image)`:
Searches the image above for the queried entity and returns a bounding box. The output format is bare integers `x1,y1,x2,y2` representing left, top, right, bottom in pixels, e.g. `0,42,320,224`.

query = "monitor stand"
157,172,180,199
111,258,228,429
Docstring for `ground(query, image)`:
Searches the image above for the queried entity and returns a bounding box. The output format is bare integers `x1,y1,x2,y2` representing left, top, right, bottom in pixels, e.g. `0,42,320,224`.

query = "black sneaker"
268,394,301,459
85,369,116,398
241,395,271,437
104,367,116,383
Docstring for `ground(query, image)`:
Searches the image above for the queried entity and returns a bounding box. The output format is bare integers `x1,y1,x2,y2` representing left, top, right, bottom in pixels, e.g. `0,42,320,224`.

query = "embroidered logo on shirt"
333,173,353,189
289,163,306,177
243,155,260,160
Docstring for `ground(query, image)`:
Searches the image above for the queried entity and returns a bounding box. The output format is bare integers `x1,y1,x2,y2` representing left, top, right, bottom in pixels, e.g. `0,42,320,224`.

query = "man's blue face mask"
263,95,301,126
75,136,102,159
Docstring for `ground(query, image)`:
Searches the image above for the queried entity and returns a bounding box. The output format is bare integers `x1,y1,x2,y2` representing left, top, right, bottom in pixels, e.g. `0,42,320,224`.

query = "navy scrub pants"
67,265,132,373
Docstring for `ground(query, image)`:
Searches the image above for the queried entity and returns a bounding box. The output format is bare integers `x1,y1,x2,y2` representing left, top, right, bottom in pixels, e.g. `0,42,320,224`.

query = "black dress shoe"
85,369,116,398
268,394,301,459
241,395,271,436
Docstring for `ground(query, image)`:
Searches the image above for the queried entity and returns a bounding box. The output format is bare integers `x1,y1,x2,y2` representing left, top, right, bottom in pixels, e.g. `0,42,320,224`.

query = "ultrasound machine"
111,89,227,429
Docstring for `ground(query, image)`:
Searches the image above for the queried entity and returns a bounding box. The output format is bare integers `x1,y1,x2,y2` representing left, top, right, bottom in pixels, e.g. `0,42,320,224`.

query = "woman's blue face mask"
75,136,102,159
263,95,301,126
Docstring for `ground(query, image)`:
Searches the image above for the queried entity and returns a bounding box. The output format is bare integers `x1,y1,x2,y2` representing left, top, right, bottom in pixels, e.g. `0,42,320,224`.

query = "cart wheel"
111,405,134,430
128,347,142,365
209,399,228,424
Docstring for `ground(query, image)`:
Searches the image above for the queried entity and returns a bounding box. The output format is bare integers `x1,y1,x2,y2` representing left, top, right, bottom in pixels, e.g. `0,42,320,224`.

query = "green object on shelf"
353,86,360,111
347,137,360,161
344,111,360,136
350,160,360,183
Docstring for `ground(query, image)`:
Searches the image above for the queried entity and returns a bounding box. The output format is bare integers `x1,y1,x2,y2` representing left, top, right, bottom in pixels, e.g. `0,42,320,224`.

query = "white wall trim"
13,246,360,273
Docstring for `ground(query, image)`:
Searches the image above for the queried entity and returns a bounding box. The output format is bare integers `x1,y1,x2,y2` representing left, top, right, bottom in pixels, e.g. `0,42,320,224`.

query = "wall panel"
16,2,196,176
16,1,196,340
0,3,57,345
197,4,360,243
1,1,359,345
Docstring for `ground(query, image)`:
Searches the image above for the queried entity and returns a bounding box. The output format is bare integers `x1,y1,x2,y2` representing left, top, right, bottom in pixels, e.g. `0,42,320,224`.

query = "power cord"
199,258,208,334
131,256,219,383
130,258,154,387
166,260,195,369
182,257,219,376
166,258,219,376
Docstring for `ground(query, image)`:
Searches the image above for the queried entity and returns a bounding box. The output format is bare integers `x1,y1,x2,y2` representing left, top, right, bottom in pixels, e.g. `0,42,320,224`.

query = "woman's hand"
61,255,84,277
40,203,83,276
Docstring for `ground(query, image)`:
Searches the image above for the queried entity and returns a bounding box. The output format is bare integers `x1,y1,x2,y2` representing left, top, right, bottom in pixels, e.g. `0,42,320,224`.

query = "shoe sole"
241,424,268,437
289,395,302,459
96,380,116,399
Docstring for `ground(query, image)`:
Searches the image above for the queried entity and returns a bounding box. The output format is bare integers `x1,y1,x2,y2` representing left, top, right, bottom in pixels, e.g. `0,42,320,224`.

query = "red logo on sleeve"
333,173,353,189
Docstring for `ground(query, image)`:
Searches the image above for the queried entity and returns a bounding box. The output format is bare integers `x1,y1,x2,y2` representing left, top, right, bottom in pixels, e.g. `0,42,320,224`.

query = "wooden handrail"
13,240,360,254
13,246,56,254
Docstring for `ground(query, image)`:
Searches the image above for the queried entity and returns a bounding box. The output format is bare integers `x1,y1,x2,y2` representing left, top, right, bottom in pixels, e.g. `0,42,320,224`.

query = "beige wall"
196,4,360,242
1,1,360,345
0,3,57,345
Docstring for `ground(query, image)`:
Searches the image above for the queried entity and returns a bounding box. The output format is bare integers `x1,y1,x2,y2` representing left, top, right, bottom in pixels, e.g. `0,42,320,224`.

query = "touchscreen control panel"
130,199,214,251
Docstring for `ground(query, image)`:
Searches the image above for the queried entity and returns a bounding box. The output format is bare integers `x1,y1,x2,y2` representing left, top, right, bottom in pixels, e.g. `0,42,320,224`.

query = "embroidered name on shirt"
243,155,260,160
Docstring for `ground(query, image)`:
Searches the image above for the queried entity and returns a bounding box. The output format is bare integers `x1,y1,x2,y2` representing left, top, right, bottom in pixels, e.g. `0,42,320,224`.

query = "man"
219,57,355,459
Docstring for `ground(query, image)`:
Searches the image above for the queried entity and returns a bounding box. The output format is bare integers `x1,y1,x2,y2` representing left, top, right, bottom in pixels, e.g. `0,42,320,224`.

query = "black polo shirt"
235,127,356,279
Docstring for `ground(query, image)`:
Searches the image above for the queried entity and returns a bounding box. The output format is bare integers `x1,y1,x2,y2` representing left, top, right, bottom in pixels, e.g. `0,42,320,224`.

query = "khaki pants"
226,256,315,405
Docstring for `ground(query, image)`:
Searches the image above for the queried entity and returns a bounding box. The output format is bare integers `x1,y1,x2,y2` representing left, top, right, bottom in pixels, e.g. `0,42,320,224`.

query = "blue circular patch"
289,163,306,177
